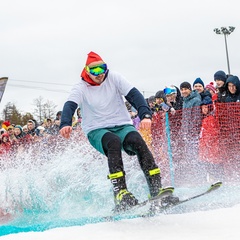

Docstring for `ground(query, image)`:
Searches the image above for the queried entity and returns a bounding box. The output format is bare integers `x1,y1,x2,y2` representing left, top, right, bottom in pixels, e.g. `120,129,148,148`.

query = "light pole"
213,26,235,75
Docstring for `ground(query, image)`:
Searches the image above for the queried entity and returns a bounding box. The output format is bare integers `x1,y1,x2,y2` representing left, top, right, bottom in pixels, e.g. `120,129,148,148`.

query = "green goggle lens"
86,64,107,76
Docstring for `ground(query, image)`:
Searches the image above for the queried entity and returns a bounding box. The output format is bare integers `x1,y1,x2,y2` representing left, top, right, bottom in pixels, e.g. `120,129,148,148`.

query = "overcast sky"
0,0,239,117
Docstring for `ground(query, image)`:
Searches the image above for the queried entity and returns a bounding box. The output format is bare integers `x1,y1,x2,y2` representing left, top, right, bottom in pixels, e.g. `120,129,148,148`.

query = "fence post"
165,112,175,187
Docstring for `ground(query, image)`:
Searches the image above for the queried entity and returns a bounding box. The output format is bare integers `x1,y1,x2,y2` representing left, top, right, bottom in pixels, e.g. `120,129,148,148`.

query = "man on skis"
59,51,178,211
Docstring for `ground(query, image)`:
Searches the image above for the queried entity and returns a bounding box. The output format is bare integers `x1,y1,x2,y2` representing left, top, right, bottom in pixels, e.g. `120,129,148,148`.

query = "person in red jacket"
0,132,12,155
198,96,223,182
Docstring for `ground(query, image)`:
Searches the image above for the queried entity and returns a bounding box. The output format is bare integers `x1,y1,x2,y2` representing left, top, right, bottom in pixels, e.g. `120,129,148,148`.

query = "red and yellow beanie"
80,51,105,86
2,121,11,131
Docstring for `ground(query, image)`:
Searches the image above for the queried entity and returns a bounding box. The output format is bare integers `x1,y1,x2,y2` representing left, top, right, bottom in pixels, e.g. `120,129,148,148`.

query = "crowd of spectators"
0,108,83,157
126,70,240,182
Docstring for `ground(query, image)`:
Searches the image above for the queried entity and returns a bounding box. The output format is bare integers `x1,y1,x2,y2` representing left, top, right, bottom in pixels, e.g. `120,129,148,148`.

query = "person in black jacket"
225,75,240,102
214,70,227,103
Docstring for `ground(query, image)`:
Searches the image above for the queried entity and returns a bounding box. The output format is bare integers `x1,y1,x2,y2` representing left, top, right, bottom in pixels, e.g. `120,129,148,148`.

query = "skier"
59,51,177,211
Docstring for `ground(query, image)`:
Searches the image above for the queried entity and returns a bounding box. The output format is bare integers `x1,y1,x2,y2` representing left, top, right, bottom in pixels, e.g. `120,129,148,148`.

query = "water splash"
0,133,240,236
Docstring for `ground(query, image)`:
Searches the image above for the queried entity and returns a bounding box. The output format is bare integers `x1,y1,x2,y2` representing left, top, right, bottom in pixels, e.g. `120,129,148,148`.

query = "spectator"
225,75,240,102
22,125,28,134
0,133,12,155
44,118,54,134
180,81,202,181
164,86,183,113
198,96,223,182
146,96,157,114
155,90,170,112
27,120,36,136
180,81,202,109
125,101,140,130
205,82,217,102
7,125,17,143
51,119,61,135
56,111,62,121
14,125,24,139
193,77,212,103
214,70,227,103
163,86,183,167
76,107,82,123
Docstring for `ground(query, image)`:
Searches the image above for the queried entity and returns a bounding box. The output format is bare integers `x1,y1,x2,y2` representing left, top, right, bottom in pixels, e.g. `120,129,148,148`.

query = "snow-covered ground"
1,204,240,240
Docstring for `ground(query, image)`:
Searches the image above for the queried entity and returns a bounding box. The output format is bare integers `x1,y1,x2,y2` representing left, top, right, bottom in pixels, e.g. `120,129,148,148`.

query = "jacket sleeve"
125,87,152,120
60,101,78,129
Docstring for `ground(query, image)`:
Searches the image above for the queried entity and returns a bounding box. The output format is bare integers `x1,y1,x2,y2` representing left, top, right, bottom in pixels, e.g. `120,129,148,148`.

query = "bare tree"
43,100,57,120
32,96,57,123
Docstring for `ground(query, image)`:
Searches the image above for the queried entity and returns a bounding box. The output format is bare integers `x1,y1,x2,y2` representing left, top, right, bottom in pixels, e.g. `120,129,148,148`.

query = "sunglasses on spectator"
164,87,177,95
85,64,107,76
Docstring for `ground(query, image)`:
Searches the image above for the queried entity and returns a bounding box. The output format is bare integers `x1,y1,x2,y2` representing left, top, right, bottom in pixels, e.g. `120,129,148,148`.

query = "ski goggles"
164,87,177,95
85,63,108,76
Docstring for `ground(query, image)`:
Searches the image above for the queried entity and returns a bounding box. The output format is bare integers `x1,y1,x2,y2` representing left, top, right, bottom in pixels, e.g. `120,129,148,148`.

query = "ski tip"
211,181,222,187
209,181,222,191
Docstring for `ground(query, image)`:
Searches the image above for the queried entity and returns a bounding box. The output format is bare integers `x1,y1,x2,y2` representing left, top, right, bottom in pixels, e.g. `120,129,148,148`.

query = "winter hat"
56,111,62,117
193,77,204,87
27,119,36,128
1,132,10,141
80,51,106,86
201,96,213,106
180,82,192,90
14,125,23,133
214,70,227,82
85,51,104,66
2,120,10,130
37,126,45,131
155,90,165,99
205,82,216,93
148,96,155,103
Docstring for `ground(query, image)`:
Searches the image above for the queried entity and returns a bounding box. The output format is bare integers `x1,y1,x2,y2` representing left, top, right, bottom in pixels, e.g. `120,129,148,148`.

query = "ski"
169,181,222,207
102,186,174,221
102,181,222,221
143,181,223,216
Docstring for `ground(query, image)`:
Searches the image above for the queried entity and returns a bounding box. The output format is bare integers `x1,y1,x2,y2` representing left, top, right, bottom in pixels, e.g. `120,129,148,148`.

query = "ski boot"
108,171,138,212
146,168,179,206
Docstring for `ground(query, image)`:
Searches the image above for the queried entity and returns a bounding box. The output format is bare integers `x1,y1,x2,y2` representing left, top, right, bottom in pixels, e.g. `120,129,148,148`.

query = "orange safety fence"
150,102,240,186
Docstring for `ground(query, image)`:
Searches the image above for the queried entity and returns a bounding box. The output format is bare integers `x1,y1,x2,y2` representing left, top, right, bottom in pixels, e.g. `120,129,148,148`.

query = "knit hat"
1,132,9,140
201,96,213,106
2,120,10,130
180,82,192,90
155,90,165,99
14,125,23,133
148,96,155,103
85,51,104,66
214,70,227,82
80,51,105,86
205,82,216,93
27,119,35,127
193,77,204,87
